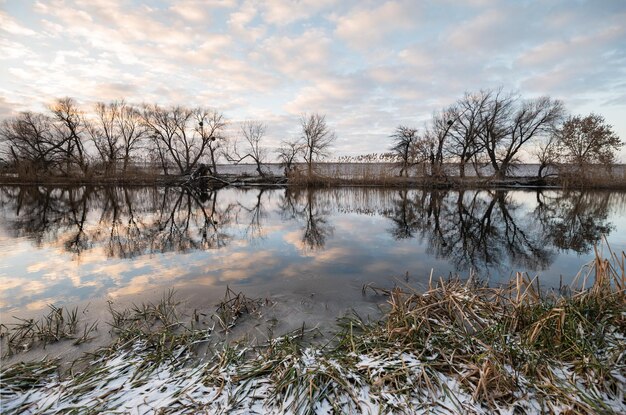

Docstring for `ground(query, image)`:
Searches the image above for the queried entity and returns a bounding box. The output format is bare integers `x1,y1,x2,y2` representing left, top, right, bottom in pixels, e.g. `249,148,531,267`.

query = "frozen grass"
1,248,625,414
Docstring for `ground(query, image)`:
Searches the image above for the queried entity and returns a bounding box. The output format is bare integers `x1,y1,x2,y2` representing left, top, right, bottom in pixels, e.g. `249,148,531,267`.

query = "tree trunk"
493,166,506,180
538,163,546,178
210,149,217,176
123,154,129,173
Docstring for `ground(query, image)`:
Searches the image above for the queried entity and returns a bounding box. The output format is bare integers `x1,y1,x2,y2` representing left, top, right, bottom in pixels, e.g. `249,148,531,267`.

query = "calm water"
1,186,625,317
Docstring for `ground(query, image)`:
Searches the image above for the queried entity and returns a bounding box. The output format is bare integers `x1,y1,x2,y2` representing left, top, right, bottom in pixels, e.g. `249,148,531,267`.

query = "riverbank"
3,175,625,190
2,162,625,189
0,173,615,189
0,173,287,188
1,249,624,414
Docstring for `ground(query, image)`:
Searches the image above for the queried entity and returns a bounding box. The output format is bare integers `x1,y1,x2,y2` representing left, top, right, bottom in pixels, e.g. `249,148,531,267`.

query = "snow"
2,336,625,414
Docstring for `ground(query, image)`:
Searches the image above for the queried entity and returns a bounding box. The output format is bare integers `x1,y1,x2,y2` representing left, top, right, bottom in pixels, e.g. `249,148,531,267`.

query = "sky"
1,0,625,160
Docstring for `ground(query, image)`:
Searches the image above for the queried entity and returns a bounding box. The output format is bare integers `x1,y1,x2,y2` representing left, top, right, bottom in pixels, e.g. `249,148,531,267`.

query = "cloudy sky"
1,0,625,159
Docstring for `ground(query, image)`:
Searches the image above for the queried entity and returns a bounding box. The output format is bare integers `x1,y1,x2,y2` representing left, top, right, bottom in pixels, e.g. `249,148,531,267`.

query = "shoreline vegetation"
1,90,623,191
2,162,626,190
1,246,624,414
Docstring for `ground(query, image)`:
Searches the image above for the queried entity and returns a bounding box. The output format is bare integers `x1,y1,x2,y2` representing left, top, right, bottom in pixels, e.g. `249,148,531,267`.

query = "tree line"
0,98,335,179
0,89,622,181
390,88,622,179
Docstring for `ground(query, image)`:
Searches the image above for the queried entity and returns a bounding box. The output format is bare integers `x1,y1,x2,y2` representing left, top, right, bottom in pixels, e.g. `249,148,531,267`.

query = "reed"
558,165,626,190
352,244,625,413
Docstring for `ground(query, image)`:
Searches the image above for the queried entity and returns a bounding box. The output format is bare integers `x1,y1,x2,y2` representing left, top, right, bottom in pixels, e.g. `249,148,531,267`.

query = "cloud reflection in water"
0,186,624,315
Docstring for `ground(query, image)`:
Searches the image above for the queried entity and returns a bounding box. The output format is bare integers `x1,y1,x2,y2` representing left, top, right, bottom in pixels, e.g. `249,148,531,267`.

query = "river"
1,185,625,324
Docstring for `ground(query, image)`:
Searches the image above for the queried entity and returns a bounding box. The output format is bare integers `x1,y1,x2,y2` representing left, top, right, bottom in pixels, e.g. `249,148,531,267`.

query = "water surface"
1,186,625,318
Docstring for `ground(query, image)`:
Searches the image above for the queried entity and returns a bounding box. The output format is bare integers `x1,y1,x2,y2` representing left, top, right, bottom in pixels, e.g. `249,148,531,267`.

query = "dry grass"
214,286,268,331
103,289,215,367
283,163,626,190
558,165,626,190
286,165,450,188
355,243,625,413
1,248,624,414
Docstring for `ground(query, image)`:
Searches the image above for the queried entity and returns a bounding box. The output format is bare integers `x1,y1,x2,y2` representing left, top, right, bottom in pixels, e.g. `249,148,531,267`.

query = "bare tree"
390,126,419,177
555,114,622,171
300,113,335,177
534,134,560,178
141,105,226,175
141,104,182,175
276,138,302,176
426,106,458,177
196,109,226,175
117,102,146,173
412,136,434,176
226,120,268,177
475,89,515,179
501,96,564,177
85,102,121,174
0,112,66,174
477,90,564,179
157,105,194,174
50,98,89,174
446,92,489,177
85,101,147,175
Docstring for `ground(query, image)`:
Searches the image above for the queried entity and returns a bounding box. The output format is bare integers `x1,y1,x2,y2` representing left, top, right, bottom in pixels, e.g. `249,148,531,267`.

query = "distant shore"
0,174,622,190
1,162,625,189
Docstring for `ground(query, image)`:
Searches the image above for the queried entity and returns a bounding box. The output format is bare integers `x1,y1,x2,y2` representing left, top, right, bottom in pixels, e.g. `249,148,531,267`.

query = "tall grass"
286,163,442,188
1,248,624,414
356,254,625,412
283,163,626,189
558,165,626,189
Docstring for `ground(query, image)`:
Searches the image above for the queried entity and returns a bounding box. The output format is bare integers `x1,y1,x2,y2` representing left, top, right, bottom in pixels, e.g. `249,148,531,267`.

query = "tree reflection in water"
279,188,334,250
0,186,236,258
237,188,267,242
0,186,93,252
384,189,617,275
534,190,614,253
0,186,619,275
